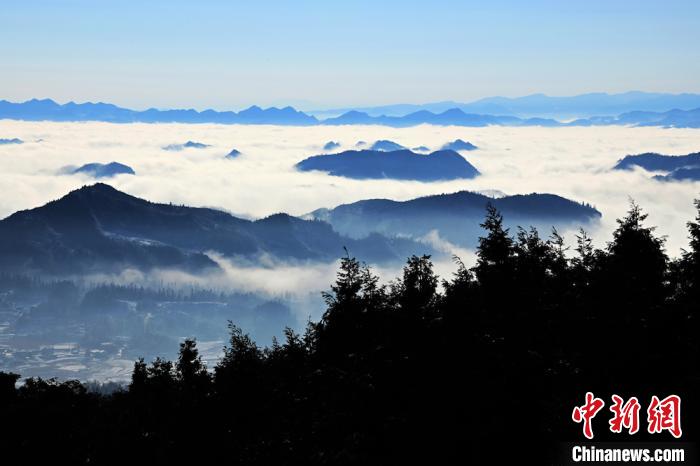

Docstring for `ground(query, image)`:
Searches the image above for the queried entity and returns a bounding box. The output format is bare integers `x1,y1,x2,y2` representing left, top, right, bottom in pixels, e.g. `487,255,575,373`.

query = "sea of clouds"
1,120,699,297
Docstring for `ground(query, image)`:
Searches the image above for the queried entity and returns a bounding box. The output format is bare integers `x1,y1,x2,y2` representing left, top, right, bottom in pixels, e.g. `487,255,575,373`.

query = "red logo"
609,394,641,435
573,393,682,439
572,392,605,439
647,395,682,438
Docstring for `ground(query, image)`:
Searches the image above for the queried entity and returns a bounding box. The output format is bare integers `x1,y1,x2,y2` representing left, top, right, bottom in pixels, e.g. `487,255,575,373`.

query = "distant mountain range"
296,149,480,181
306,191,601,248
0,184,423,275
320,107,700,128
2,93,700,127
311,91,700,119
0,98,318,125
614,152,700,181
320,109,562,127
570,107,700,128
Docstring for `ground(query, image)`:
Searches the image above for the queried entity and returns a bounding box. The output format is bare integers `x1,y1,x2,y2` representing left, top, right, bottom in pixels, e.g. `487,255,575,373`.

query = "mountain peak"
77,182,120,193
60,183,116,199
59,182,137,205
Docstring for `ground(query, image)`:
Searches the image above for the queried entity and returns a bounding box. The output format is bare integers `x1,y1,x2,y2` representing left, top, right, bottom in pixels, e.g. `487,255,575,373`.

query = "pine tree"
176,338,210,395
129,357,147,394
398,255,437,313
474,204,515,288
605,200,668,307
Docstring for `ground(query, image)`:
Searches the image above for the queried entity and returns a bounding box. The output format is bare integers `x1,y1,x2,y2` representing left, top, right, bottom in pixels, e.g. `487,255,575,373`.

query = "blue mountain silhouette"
296,149,480,181
0,184,425,275
614,151,700,181
3,96,699,127
71,162,135,178
0,138,23,145
163,141,210,151
0,98,318,125
441,139,477,151
653,167,700,182
312,91,700,119
614,152,700,171
307,191,601,247
368,140,406,151
226,148,242,158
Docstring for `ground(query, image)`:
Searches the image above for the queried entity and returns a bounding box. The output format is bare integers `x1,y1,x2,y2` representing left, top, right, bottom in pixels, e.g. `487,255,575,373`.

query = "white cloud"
0,120,698,261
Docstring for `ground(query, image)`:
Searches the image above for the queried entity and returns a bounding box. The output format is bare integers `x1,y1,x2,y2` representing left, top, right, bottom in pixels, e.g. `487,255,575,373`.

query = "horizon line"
3,89,700,114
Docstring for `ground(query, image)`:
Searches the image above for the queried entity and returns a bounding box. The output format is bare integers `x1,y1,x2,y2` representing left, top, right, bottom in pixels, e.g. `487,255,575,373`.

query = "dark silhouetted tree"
474,203,515,293
176,338,210,396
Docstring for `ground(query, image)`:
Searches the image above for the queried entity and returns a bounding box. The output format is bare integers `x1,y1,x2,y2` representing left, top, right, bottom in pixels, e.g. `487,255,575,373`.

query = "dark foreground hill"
308,190,601,247
296,149,480,181
0,184,422,275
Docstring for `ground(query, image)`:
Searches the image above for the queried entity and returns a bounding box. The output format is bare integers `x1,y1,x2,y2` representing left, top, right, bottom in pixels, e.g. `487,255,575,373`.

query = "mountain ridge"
310,91,700,118
0,184,423,275
2,93,700,127
306,190,601,247
0,98,318,125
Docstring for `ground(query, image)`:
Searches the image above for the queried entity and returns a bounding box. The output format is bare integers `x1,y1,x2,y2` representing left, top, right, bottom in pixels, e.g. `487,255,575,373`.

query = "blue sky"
2,0,699,110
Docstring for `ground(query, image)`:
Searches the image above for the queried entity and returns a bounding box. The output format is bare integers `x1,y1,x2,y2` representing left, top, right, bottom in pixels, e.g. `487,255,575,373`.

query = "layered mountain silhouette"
0,184,424,275
3,96,700,127
322,107,700,128
320,108,562,127
322,141,340,151
614,151,700,182
572,108,700,128
312,91,700,119
296,149,480,180
71,162,135,178
307,191,601,247
441,139,477,151
0,99,318,125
